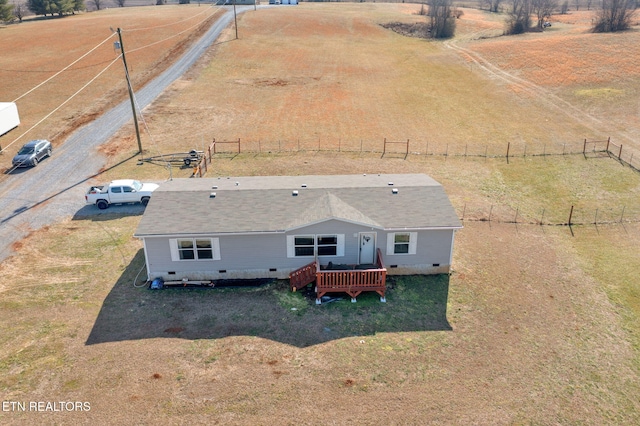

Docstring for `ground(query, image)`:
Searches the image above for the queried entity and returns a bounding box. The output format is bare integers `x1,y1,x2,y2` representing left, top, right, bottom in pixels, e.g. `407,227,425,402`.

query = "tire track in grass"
444,36,639,149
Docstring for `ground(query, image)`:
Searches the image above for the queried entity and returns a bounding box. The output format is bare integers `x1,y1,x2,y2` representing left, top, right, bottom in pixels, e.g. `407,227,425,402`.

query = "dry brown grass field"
0,5,228,158
1,3,640,425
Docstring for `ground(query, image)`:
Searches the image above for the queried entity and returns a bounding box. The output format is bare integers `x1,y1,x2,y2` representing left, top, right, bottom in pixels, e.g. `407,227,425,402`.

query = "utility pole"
115,28,143,155
233,0,238,39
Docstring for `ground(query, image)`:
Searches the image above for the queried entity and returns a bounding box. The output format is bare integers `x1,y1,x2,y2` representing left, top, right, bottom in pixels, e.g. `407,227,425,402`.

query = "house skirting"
385,263,451,275
152,268,294,282
150,264,450,283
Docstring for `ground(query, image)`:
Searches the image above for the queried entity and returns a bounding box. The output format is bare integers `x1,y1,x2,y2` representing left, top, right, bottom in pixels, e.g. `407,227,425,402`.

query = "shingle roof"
134,174,462,237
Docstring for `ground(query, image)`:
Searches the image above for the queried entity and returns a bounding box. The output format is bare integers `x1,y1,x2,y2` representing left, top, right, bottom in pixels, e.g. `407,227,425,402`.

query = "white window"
386,232,417,255
287,234,345,258
170,238,220,261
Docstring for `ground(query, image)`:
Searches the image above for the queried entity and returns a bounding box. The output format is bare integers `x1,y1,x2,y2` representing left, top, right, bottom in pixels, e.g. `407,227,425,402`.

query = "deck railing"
315,249,387,303
289,259,318,291
288,249,388,303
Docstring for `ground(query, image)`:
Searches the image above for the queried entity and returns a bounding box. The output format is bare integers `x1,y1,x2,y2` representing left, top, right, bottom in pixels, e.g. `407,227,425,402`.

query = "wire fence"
187,136,640,226
458,203,640,227
193,136,640,162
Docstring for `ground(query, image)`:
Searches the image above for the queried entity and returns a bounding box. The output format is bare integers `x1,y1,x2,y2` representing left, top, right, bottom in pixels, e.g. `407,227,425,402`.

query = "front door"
359,232,376,265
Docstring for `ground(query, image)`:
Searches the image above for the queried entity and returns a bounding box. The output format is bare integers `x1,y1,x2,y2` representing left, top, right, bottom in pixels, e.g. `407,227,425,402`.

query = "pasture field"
0,4,230,159
1,3,640,424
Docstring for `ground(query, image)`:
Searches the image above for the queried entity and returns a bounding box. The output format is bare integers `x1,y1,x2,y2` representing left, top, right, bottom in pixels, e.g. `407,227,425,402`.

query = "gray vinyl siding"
381,229,453,266
143,222,455,280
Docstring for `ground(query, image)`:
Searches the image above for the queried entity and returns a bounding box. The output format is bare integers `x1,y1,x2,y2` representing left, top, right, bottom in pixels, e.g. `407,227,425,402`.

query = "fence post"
539,208,545,225
606,137,610,152
618,144,623,159
506,142,510,159
583,138,587,154
594,208,598,225
620,206,625,223
488,205,493,222
383,138,386,156
568,205,574,226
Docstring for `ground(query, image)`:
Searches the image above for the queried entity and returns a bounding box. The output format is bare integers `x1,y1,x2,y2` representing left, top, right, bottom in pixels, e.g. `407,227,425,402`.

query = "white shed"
0,102,20,136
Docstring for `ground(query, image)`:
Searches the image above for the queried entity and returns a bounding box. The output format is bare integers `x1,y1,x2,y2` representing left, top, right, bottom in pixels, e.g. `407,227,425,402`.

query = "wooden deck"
289,249,387,304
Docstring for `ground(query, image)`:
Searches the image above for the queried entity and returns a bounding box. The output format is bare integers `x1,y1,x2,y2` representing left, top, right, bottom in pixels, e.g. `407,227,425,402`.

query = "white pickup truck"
86,179,159,210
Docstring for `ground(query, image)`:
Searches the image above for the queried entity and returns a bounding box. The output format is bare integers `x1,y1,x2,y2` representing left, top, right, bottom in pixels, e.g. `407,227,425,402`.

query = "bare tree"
532,0,557,28
560,0,569,12
587,0,593,9
115,0,126,7
12,0,26,21
573,0,580,10
592,0,637,32
428,0,456,38
91,0,102,10
483,0,504,12
505,0,532,34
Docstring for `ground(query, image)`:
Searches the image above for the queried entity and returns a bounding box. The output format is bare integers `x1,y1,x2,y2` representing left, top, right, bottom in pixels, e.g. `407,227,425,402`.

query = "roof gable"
286,191,382,230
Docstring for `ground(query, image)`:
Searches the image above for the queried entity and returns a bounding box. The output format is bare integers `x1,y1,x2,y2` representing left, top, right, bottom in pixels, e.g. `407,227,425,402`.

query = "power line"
126,5,222,32
3,56,122,156
11,33,117,104
126,7,225,55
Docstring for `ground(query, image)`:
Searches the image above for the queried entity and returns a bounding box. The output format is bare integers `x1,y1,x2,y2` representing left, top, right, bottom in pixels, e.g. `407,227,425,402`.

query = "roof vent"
235,182,239,186
301,184,307,188
210,192,216,198
388,182,394,186
212,185,218,189
292,190,299,196
392,188,398,194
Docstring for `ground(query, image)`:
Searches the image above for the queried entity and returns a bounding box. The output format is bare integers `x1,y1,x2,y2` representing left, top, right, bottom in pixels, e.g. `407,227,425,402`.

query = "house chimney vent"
210,192,216,198
292,190,299,196
392,188,398,194
388,182,394,186
301,184,307,188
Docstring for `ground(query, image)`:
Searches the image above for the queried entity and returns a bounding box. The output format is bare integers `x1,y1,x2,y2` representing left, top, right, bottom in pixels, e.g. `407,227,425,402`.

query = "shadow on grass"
86,250,452,348
71,204,145,221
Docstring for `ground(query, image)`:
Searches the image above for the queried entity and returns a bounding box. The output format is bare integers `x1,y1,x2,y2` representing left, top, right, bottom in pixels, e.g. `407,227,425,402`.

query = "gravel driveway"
0,8,246,262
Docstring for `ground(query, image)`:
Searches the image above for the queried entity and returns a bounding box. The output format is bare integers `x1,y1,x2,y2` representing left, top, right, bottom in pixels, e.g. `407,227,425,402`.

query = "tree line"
497,0,638,33
0,0,136,22
410,0,635,38
0,0,637,35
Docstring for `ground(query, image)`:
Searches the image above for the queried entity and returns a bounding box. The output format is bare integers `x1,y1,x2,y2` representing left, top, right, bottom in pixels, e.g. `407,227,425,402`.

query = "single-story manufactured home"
134,174,462,300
